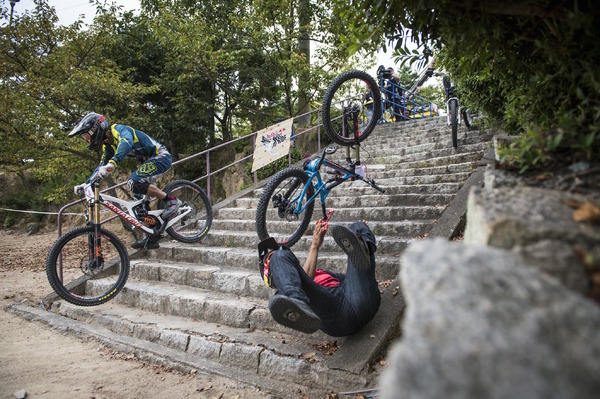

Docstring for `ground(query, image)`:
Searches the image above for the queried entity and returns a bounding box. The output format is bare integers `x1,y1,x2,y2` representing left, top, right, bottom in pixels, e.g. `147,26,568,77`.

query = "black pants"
268,222,381,337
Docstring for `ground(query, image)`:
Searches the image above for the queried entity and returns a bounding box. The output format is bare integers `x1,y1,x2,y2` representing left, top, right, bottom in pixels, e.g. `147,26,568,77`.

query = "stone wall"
381,163,600,398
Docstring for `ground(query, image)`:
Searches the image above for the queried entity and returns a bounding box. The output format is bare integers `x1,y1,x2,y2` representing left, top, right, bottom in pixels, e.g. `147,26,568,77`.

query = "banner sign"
251,118,294,172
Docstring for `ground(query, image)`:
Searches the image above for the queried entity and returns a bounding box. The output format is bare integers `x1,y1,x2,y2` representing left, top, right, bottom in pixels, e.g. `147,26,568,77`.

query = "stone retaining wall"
381,160,600,398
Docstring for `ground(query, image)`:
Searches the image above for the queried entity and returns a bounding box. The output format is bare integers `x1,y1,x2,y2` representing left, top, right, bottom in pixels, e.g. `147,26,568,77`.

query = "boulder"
381,239,600,399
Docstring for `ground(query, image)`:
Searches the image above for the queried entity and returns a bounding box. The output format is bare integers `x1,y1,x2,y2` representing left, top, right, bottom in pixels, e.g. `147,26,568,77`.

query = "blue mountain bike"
255,70,384,247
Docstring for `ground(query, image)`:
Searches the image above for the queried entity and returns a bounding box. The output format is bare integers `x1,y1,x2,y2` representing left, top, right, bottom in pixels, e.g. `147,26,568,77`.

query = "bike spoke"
322,70,381,146
256,168,315,247
46,226,129,306
164,180,212,243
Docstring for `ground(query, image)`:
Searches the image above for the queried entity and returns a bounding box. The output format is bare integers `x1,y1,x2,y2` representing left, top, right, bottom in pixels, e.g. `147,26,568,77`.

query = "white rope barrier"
0,207,84,216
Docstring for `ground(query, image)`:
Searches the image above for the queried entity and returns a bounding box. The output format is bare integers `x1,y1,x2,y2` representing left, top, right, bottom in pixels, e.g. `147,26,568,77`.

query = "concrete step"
27,301,363,396
365,129,491,151
246,181,465,201
235,192,454,210
217,205,445,222
204,219,431,246
145,241,410,280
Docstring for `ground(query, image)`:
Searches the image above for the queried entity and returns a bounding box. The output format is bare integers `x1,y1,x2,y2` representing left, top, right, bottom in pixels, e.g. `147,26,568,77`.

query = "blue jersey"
89,124,169,181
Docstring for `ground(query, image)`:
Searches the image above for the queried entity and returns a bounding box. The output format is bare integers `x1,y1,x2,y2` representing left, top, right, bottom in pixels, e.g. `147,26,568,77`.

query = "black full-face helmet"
68,112,110,152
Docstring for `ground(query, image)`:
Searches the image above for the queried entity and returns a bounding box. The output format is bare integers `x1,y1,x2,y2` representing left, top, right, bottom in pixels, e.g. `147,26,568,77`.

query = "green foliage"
335,0,600,170
416,85,445,110
3,215,15,228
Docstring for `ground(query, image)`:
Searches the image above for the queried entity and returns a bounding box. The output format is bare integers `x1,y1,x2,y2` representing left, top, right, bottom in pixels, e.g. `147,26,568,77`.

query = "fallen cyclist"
258,220,381,336
69,112,180,250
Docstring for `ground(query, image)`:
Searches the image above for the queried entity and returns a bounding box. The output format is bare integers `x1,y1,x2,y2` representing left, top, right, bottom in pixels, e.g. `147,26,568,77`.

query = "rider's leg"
267,249,325,333
129,154,179,219
338,222,381,324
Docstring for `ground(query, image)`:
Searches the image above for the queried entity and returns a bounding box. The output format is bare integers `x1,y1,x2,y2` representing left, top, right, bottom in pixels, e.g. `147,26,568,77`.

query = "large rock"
464,184,598,294
381,239,600,399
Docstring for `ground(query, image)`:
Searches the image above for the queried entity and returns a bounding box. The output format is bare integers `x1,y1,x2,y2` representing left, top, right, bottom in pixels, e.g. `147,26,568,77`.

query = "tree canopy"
336,0,600,171
0,0,362,206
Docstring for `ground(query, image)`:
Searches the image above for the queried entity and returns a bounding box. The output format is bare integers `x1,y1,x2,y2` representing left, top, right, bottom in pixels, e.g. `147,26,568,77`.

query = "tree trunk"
296,0,311,126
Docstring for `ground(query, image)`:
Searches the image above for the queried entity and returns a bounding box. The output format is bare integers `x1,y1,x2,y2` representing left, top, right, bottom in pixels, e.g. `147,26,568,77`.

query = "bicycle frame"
83,182,192,236
443,76,462,126
290,146,384,220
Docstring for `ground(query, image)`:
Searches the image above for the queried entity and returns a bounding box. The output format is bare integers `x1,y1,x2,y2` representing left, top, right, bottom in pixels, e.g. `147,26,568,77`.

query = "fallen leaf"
302,352,316,359
573,202,600,222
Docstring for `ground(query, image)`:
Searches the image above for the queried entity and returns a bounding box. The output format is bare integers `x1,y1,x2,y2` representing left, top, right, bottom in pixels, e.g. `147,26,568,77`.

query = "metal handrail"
378,77,438,123
56,106,324,237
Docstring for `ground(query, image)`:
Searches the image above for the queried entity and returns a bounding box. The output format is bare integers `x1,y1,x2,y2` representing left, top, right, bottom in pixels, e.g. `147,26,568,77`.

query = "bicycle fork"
89,185,104,270
446,97,461,126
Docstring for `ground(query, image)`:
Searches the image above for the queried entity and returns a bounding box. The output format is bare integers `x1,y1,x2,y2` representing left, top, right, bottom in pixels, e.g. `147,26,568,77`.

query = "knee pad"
128,179,150,195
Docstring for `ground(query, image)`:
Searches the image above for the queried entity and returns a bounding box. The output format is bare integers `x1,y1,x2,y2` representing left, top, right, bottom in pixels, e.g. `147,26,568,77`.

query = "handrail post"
317,109,321,153
253,132,257,186
206,152,211,199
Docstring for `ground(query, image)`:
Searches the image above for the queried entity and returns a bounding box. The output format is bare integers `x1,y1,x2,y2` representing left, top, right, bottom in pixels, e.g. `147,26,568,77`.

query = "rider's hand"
312,220,327,249
74,183,86,195
98,163,115,178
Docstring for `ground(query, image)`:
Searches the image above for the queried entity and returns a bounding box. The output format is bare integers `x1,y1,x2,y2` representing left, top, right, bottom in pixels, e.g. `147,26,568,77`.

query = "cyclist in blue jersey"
69,112,179,250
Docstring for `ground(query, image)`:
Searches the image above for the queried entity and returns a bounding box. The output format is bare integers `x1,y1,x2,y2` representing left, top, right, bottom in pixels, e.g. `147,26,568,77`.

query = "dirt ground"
0,228,274,399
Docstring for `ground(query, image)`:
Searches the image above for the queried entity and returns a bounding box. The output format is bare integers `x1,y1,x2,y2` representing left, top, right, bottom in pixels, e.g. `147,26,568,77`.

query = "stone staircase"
13,116,493,397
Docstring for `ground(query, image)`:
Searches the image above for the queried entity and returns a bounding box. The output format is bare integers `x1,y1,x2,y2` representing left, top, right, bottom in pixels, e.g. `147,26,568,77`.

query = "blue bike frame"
292,148,383,220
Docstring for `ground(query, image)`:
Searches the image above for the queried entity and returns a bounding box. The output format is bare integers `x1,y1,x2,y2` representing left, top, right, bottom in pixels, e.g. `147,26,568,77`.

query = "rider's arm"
86,145,115,183
303,220,327,279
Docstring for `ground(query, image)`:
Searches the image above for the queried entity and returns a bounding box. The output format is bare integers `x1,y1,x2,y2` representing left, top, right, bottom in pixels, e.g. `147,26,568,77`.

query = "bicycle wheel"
46,225,129,306
449,100,459,148
256,167,315,247
162,180,213,243
322,70,382,146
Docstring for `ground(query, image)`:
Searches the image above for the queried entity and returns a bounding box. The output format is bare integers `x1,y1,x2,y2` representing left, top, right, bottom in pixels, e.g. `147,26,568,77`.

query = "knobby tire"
322,70,382,146
256,167,315,247
161,180,213,243
46,225,129,306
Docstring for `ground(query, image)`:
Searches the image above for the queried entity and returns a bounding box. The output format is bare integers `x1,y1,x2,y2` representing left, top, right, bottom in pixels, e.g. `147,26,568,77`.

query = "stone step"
320,142,486,167
217,205,445,222
43,301,362,396
364,163,475,179
235,192,454,210
369,142,488,165
365,129,491,151
248,182,464,199
389,151,484,169
368,122,479,143
146,242,409,280
204,219,431,246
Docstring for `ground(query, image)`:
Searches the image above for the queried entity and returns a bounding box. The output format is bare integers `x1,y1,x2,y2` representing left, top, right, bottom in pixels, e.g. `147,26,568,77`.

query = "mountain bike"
46,174,212,306
255,70,384,247
255,145,385,246
441,75,473,148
